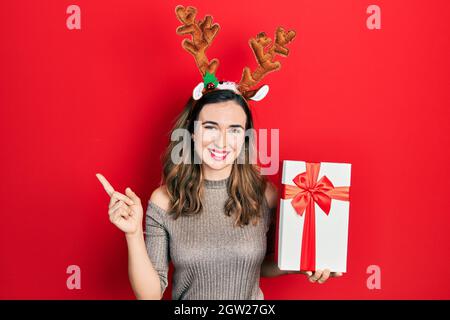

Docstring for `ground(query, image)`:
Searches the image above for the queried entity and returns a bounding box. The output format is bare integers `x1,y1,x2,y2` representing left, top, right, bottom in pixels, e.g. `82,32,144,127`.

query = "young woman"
96,89,342,300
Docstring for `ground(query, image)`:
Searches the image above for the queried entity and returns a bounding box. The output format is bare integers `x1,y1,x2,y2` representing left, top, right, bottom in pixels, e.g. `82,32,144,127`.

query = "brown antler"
238,27,296,97
175,5,220,77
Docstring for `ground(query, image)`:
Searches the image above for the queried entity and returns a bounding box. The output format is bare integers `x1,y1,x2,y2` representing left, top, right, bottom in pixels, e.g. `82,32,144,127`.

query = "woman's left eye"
228,128,242,134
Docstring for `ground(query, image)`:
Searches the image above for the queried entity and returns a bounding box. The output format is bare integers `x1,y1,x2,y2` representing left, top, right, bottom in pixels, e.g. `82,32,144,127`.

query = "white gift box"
277,160,352,273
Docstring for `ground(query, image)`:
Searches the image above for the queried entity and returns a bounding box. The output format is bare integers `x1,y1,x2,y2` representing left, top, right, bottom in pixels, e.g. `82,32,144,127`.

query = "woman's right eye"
204,126,216,130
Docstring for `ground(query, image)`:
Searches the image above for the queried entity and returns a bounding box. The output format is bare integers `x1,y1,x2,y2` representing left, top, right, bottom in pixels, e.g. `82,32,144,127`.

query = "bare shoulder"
264,181,279,209
149,185,171,212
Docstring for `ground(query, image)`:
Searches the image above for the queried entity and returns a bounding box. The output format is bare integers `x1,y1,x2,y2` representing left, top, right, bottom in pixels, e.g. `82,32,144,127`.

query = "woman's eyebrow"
202,121,219,126
202,120,244,129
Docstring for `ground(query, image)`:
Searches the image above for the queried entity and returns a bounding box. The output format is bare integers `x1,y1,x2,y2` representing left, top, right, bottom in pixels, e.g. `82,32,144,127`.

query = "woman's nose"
213,130,227,148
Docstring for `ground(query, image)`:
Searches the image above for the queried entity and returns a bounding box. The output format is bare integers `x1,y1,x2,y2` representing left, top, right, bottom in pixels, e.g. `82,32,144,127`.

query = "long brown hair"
161,89,268,227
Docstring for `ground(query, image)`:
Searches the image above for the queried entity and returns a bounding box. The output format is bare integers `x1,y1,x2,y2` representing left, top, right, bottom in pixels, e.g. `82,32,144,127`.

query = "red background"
1,0,449,299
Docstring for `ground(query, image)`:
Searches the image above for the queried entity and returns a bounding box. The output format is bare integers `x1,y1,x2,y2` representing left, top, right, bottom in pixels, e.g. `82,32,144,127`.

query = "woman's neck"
201,165,232,181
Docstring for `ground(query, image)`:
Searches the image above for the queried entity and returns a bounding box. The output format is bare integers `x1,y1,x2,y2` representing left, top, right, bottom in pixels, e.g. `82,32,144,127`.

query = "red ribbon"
281,162,350,271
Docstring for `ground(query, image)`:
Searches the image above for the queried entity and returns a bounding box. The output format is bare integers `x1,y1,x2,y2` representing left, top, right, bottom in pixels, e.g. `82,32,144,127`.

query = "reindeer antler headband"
175,5,296,102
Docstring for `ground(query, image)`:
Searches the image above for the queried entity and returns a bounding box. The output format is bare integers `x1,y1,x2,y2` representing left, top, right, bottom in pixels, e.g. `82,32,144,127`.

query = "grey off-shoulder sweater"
144,175,276,300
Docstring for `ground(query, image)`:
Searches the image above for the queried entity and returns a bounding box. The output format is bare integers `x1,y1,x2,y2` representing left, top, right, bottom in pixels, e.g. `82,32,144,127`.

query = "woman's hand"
96,173,143,236
294,269,343,284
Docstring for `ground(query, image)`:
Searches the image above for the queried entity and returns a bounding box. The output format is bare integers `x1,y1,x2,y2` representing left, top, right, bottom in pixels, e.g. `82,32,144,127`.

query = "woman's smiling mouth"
208,148,230,161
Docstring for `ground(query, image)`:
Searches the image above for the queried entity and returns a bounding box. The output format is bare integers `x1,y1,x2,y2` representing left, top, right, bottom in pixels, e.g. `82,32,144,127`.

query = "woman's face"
192,100,247,172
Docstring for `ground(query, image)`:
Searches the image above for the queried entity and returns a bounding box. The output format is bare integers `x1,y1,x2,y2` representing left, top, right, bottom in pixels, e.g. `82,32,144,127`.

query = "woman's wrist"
125,228,144,241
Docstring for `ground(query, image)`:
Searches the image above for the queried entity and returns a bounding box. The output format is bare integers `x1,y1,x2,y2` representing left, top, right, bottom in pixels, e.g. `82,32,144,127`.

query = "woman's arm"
127,186,171,300
261,253,291,277
135,186,170,299
127,186,169,300
260,181,289,278
126,231,163,299
96,174,163,299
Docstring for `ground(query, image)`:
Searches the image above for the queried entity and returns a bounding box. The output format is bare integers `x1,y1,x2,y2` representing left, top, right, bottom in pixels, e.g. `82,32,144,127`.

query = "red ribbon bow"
281,162,350,271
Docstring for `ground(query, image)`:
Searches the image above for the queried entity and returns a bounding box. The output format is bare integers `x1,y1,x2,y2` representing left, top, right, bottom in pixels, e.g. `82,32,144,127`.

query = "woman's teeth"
209,149,229,161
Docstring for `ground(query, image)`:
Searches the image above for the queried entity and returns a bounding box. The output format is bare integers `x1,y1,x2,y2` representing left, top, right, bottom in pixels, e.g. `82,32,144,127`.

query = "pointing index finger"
96,173,115,196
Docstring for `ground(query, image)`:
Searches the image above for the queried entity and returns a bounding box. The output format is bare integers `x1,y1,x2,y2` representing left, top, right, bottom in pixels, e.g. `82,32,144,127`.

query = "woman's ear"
191,130,198,143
